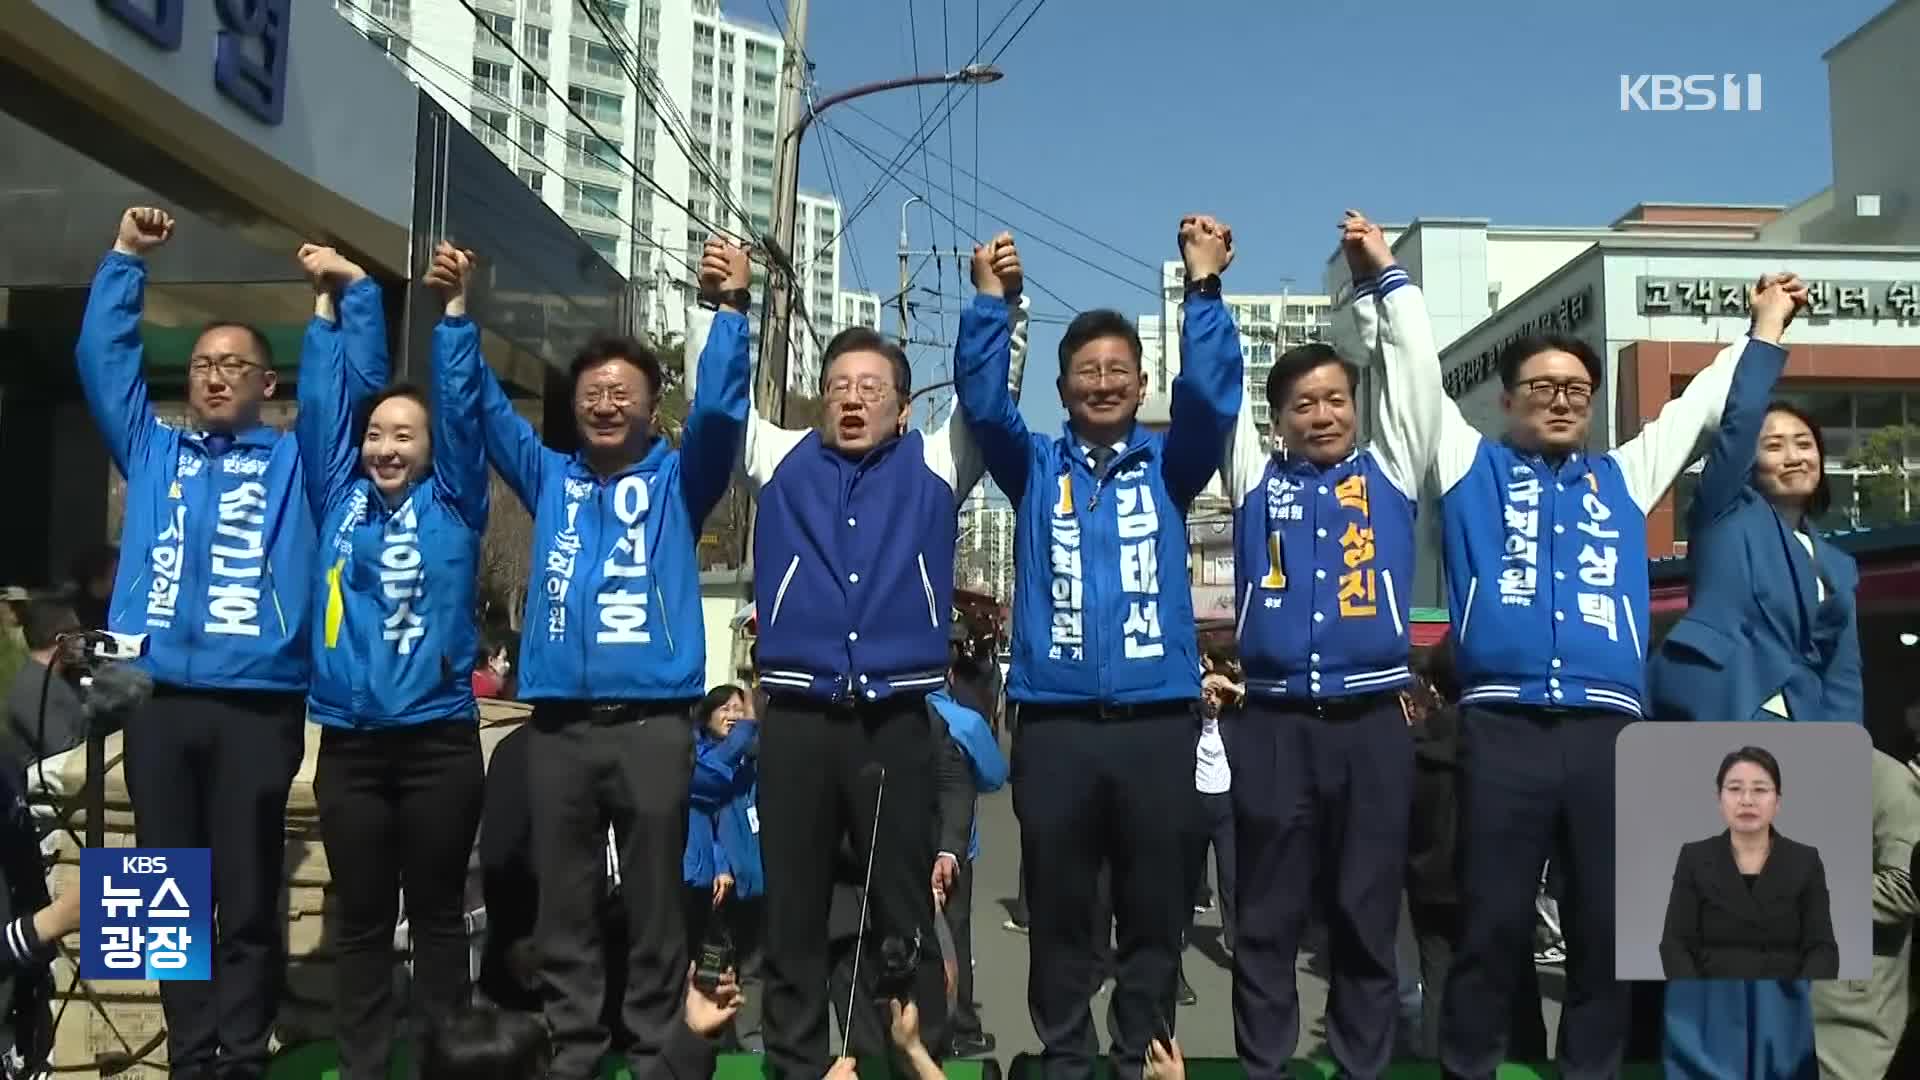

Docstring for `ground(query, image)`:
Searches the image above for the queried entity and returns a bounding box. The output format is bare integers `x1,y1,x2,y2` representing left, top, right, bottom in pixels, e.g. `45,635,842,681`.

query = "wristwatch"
1185,273,1222,299
701,288,753,313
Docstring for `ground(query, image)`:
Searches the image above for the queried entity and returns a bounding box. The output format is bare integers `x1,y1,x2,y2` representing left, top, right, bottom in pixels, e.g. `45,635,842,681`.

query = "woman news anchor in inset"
1659,747,1837,982
1646,271,1857,1080
298,242,492,1080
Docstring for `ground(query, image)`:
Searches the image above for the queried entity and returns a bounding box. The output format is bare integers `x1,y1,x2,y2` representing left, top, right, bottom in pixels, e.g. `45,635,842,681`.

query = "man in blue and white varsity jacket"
955,220,1242,1080
1220,212,1440,1080
705,252,1028,1080
77,208,388,1080
475,239,751,1080
1424,273,1800,1080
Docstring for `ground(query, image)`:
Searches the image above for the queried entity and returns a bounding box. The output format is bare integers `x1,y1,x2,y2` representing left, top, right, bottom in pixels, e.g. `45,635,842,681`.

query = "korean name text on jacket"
482,307,750,702
956,292,1241,705
302,300,491,728
1225,267,1439,700
1429,331,1782,716
78,252,387,691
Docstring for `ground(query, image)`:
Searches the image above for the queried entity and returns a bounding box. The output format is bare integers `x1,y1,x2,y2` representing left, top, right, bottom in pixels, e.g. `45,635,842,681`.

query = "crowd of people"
0,198,1909,1080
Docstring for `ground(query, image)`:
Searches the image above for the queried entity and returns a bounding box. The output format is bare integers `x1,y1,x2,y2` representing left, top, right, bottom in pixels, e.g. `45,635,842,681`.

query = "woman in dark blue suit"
1648,273,1856,1080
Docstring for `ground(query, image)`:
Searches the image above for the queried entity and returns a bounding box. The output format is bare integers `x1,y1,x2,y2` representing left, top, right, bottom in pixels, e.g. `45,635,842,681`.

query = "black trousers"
1407,900,1548,1062
942,858,982,1040
1186,790,1235,951
758,697,945,1080
526,705,693,1080
1232,696,1412,1080
1439,706,1628,1080
123,688,307,1080
1015,703,1195,1080
314,720,484,1080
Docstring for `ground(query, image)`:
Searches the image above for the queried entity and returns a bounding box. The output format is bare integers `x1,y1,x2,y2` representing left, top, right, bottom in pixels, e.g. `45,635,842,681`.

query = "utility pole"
754,0,810,427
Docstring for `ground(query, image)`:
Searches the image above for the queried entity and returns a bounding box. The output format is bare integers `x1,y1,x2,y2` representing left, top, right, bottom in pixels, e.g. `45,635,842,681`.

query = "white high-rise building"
839,291,883,333
959,485,1016,605
1138,260,1333,449
789,192,845,390
336,0,859,361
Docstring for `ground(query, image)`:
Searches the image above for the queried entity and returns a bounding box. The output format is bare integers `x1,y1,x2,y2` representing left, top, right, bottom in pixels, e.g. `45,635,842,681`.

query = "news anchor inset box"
80,848,212,980
1614,722,1871,981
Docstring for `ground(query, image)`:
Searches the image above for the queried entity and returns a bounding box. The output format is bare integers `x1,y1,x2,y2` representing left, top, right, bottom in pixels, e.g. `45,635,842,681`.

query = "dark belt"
1018,699,1192,723
1264,689,1401,721
535,699,695,726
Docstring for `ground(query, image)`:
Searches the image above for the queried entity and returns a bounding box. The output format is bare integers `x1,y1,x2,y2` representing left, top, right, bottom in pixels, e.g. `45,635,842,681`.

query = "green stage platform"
265,1043,1661,1080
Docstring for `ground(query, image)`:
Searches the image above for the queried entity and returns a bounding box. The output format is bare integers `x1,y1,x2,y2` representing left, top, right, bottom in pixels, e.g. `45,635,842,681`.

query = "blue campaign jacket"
1226,269,1439,699
929,689,1007,861
956,292,1241,706
301,311,490,729
482,311,749,702
1428,336,1780,718
726,301,1027,705
1646,339,1861,725
686,720,762,898
78,253,387,692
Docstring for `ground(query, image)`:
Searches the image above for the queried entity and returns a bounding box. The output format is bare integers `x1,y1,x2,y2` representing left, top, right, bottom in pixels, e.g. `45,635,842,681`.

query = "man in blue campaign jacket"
76,208,387,1080
928,682,1007,1059
711,240,1028,1080
297,243,493,1080
1220,213,1443,1080
954,220,1241,1080
477,238,749,1080
1423,272,1791,1080
685,687,766,1051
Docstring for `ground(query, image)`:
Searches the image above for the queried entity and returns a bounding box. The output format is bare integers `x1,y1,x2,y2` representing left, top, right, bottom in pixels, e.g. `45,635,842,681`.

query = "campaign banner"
80,848,211,980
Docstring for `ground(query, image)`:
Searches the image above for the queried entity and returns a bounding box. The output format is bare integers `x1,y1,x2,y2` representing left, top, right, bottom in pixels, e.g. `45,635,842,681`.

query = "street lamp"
755,64,1006,423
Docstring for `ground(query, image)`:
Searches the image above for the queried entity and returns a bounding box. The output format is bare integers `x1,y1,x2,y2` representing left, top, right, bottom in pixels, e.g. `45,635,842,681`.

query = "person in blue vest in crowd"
76,208,389,1080
684,683,765,1051
296,241,494,1080
1423,255,1801,1079
1642,275,1837,1080
1218,210,1441,1080
954,219,1241,1080
474,237,751,1080
715,237,1027,1080
928,636,1009,1060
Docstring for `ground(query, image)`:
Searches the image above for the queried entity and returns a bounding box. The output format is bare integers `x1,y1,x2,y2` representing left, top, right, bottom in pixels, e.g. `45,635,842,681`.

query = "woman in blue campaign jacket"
297,243,491,1080
683,685,764,1043
1648,277,1853,1080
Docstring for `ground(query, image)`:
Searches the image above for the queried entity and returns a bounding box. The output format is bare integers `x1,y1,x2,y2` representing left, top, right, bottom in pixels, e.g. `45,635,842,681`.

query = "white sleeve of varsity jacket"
1344,275,1483,498
1610,337,1747,514
685,306,807,493
1367,271,1446,501
1220,358,1267,507
925,293,1029,500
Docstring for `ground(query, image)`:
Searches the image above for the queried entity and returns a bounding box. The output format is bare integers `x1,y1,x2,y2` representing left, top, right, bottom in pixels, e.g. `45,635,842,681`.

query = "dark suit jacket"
1660,829,1838,980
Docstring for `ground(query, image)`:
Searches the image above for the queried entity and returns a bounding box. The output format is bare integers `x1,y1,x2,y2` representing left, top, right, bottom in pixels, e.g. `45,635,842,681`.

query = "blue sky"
724,0,1891,435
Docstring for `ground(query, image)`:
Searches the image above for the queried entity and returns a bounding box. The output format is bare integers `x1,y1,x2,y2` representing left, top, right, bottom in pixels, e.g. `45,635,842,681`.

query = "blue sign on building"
80,848,212,981
96,0,293,126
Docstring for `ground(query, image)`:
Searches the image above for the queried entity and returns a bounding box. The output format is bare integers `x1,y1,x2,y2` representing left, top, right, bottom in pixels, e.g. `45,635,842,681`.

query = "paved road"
958,763,1565,1063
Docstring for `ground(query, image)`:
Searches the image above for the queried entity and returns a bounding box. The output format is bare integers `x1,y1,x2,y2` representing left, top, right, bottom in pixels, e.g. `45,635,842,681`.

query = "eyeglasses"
187,355,262,381
577,386,641,409
1518,378,1593,408
824,375,895,403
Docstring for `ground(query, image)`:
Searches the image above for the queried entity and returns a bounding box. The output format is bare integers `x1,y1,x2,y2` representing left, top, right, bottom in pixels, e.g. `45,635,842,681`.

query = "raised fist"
1341,210,1394,279
1749,272,1809,341
423,242,476,317
971,232,1023,298
699,238,751,309
116,207,174,256
297,244,368,293
1179,215,1233,279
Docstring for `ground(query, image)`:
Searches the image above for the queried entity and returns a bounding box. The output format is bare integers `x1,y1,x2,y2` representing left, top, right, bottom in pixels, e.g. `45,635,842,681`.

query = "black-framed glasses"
1519,378,1593,407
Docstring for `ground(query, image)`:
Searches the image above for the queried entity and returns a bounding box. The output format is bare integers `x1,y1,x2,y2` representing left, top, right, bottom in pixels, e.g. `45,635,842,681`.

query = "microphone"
82,662,154,723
